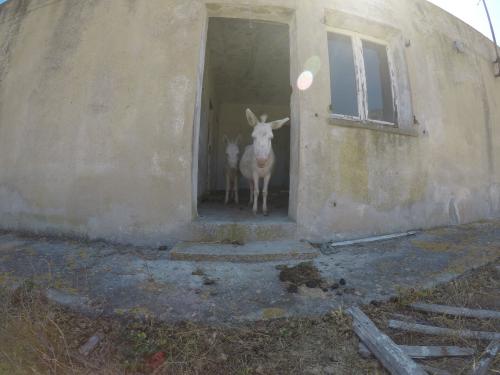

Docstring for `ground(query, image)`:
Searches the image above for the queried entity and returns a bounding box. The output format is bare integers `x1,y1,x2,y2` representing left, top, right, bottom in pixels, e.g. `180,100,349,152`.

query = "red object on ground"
146,351,166,370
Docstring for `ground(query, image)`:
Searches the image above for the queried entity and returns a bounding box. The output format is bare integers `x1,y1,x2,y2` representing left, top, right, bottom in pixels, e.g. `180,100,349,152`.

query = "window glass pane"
328,33,358,117
362,40,395,123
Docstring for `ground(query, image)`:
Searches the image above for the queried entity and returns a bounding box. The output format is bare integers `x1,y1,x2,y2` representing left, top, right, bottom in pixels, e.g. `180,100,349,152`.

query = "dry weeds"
0,262,498,374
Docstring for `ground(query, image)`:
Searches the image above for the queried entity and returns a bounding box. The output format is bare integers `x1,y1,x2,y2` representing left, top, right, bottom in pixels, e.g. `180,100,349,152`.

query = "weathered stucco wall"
0,0,206,244
0,0,499,244
294,0,500,240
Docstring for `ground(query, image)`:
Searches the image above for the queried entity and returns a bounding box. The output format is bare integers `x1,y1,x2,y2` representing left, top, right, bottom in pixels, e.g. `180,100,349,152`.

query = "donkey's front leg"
248,180,254,206
234,174,239,204
224,173,230,205
262,174,271,216
252,173,260,215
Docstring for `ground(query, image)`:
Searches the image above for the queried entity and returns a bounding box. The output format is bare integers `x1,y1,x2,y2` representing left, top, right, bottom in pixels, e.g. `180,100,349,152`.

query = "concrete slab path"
0,220,499,325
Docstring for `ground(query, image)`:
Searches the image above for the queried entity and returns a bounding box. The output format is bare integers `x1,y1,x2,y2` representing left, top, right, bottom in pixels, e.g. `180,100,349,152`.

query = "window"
328,33,358,117
328,32,396,125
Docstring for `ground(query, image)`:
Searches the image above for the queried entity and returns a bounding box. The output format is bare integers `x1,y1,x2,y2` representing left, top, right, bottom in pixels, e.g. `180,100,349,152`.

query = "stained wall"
0,0,498,244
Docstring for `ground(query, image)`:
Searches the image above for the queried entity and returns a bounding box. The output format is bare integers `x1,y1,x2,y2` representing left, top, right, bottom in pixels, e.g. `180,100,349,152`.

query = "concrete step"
189,219,297,242
169,240,319,262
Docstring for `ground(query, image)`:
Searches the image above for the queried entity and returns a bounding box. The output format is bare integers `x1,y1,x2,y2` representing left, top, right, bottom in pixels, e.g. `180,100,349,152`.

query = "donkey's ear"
270,117,290,130
246,108,258,127
223,134,229,144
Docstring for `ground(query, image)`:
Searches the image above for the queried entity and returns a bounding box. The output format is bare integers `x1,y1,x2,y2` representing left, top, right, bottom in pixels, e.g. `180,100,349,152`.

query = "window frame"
327,28,399,128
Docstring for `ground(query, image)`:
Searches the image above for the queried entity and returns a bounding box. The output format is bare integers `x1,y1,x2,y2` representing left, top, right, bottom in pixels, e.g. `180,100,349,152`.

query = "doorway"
195,17,292,221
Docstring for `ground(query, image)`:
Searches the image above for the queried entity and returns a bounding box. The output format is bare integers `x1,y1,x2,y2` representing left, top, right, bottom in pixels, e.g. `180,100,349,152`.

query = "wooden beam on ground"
471,340,499,375
348,307,428,375
329,231,417,247
359,343,475,359
388,320,500,341
410,303,500,320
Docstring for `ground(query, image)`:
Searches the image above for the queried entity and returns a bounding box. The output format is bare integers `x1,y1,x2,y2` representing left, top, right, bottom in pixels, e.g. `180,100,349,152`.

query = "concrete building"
0,0,499,245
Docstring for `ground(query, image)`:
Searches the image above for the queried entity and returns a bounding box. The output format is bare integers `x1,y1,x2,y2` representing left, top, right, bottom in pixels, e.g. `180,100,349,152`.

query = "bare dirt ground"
1,261,498,375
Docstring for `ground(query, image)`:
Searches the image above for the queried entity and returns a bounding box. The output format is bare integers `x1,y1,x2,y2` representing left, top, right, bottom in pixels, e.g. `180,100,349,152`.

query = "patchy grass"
364,263,500,374
0,263,498,374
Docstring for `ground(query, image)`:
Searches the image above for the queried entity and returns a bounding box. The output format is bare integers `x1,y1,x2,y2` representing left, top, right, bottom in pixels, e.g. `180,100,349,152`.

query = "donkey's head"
223,135,241,169
245,108,289,168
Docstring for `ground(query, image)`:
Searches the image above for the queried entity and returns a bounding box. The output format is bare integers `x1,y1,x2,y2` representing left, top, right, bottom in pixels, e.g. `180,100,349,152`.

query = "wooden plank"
329,231,417,247
388,320,500,341
471,340,499,375
359,343,475,359
411,303,500,320
347,307,427,375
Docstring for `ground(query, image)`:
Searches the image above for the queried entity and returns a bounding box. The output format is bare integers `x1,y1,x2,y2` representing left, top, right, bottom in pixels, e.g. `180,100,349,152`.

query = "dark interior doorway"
197,17,291,221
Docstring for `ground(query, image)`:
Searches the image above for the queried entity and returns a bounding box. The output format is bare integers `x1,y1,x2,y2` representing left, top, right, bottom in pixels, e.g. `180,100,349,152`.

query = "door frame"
191,4,300,221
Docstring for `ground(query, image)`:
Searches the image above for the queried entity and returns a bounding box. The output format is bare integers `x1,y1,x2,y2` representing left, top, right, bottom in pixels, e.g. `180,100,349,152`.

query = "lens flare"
297,70,314,91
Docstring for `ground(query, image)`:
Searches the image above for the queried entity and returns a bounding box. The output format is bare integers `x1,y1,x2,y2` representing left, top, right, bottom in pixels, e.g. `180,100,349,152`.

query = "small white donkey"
223,135,241,204
239,109,289,215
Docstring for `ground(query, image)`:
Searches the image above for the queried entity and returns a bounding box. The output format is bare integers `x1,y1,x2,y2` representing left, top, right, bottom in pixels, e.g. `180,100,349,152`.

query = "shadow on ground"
0,220,499,324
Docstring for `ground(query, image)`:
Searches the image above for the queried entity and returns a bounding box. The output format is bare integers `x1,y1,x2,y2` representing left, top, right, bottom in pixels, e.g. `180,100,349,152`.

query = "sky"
0,0,498,41
427,0,500,41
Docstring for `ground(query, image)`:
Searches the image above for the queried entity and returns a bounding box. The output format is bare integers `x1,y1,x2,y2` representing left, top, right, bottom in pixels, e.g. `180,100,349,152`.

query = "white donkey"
223,135,241,204
239,109,289,215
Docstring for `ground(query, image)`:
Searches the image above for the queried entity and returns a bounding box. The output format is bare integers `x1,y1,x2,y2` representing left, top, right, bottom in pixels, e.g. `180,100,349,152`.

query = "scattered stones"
192,268,205,276
286,285,297,293
203,277,216,285
78,333,102,356
330,282,339,290
305,279,320,288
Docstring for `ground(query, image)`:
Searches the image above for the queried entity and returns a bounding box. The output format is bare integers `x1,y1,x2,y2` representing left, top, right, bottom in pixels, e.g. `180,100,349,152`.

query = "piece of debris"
158,245,168,251
329,231,417,248
305,279,320,288
339,278,346,286
471,340,499,375
330,282,339,290
221,239,244,246
359,343,475,359
347,306,427,375
146,351,166,370
78,334,102,356
286,284,298,293
279,262,325,293
410,302,500,320
192,268,205,276
388,320,500,341
203,277,216,285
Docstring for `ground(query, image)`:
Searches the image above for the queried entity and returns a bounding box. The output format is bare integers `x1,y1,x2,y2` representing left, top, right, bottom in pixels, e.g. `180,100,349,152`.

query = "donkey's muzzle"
256,158,267,168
